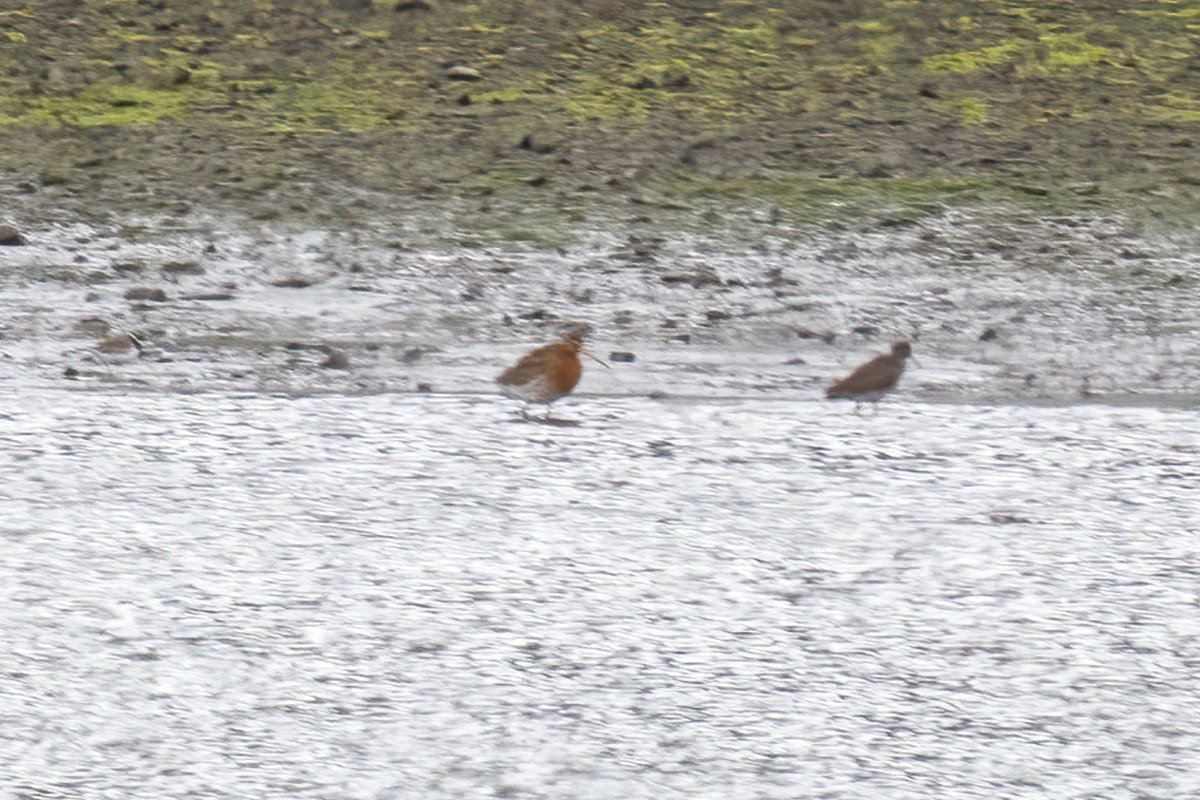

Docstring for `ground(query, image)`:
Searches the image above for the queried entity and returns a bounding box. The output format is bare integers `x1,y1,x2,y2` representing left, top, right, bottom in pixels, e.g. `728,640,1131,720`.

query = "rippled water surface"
3,387,1199,799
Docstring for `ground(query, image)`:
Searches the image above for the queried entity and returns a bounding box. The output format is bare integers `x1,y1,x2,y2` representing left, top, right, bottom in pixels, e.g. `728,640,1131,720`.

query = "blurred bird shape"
826,341,912,412
497,329,604,420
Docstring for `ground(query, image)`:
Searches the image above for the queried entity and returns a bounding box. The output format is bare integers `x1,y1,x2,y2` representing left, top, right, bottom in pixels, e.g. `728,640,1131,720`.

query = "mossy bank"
4,0,1200,240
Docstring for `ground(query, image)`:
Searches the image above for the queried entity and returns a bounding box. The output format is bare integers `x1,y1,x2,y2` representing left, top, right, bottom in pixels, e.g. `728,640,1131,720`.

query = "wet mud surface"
2,204,1198,407
2,390,1199,799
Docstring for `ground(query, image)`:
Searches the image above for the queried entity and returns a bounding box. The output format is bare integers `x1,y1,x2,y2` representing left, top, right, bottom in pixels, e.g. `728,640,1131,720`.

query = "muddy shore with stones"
2,1,1199,405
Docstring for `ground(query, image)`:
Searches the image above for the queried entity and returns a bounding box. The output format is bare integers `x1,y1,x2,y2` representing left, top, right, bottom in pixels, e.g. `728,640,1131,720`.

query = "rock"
161,260,205,276
395,0,434,9
851,325,880,337
124,287,168,302
181,292,235,301
661,270,720,288
446,66,483,81
518,133,560,153
272,277,316,288
609,351,636,363
979,327,999,342
795,327,836,344
0,225,25,246
319,347,351,370
97,333,144,354
416,382,433,393
74,317,111,336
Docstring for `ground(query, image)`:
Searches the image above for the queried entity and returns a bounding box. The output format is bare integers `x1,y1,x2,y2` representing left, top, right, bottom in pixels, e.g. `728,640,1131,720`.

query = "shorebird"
825,341,913,412
497,329,592,419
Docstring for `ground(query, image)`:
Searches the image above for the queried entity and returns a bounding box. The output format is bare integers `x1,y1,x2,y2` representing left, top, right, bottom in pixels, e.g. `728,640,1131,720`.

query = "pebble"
320,347,351,370
0,224,25,246
124,287,169,302
446,66,483,81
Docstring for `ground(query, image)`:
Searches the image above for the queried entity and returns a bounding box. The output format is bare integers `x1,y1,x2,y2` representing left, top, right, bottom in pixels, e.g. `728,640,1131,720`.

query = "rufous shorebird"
497,329,591,418
825,341,912,411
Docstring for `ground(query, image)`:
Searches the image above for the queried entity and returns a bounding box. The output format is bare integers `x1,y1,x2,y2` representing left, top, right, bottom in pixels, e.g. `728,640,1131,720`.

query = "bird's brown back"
826,345,910,398
497,339,583,397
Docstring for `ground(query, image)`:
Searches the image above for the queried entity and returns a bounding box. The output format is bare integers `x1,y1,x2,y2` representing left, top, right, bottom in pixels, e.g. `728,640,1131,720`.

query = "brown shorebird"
826,341,913,411
497,329,593,418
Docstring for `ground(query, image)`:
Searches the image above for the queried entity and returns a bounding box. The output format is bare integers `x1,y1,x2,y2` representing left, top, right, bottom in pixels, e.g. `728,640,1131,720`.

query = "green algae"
956,96,991,126
1040,32,1113,69
924,43,1023,73
11,85,193,128
3,0,1200,223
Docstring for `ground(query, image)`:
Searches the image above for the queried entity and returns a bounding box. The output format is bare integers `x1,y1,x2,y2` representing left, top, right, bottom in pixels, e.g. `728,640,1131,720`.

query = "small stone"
272,277,316,288
124,287,168,302
446,66,483,81
320,347,351,370
182,292,235,301
74,317,111,336
609,351,636,363
98,333,144,354
795,328,836,344
0,225,25,246
161,260,205,276
979,327,999,342
661,270,720,288
416,382,433,393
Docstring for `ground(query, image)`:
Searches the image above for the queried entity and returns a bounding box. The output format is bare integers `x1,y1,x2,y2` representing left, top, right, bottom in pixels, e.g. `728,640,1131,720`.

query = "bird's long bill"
581,347,612,370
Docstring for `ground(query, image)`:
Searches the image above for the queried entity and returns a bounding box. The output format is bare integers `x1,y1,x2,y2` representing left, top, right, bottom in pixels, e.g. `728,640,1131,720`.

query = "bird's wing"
826,355,901,397
496,344,553,386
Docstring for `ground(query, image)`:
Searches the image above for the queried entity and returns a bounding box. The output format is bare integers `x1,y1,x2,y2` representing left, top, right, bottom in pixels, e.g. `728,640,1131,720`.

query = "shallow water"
3,207,1200,406
2,387,1199,799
